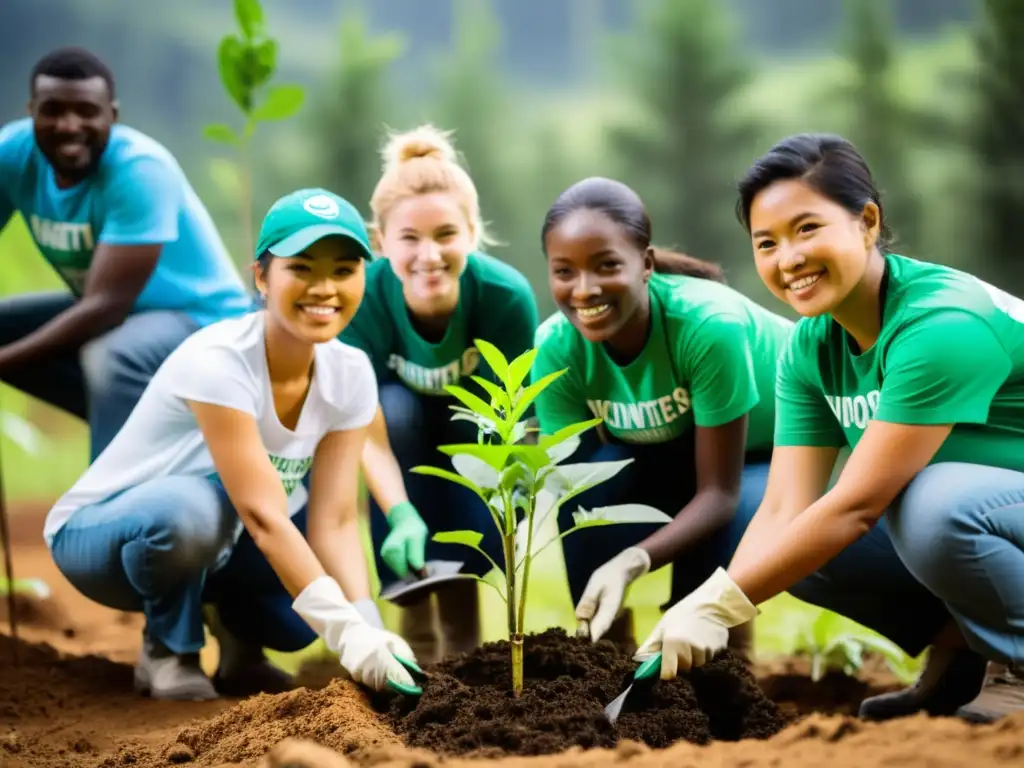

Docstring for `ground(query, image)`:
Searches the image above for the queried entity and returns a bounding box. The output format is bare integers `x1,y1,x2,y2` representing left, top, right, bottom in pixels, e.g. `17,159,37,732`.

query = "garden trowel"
603,652,662,724
378,560,465,607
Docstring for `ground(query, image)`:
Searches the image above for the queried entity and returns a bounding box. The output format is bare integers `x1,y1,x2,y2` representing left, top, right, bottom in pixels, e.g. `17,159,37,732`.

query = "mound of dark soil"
376,628,787,758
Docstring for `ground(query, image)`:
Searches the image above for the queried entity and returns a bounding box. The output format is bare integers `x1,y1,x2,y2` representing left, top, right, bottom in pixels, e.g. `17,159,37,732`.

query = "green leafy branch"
792,610,919,684
412,340,672,696
203,0,306,259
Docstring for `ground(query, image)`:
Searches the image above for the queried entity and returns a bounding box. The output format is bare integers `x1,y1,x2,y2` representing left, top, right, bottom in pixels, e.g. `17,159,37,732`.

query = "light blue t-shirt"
0,118,252,327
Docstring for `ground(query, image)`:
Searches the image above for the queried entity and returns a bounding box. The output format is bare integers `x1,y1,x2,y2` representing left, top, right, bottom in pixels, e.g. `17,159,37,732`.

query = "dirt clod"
378,628,787,757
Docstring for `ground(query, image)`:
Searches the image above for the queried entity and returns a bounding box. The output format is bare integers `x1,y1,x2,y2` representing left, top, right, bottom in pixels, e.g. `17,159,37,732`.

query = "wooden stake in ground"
0,412,18,663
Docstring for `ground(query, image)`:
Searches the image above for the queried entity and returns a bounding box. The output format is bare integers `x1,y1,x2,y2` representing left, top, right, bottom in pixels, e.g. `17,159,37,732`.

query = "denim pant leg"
49,476,240,654
0,292,87,418
787,504,952,659
368,383,504,588
887,462,1024,666
79,309,199,459
204,504,318,652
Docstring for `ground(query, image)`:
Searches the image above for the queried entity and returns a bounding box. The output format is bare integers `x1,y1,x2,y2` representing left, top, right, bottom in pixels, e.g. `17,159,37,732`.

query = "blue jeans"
50,476,317,654
368,382,505,589
884,462,1024,665
558,434,769,607
0,292,200,460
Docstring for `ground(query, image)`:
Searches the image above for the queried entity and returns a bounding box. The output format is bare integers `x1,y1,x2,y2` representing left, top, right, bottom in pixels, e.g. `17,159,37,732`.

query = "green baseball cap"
255,188,374,261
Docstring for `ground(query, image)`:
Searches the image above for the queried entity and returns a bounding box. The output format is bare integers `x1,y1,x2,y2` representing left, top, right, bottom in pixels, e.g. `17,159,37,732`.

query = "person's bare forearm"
309,517,372,601
0,295,126,370
241,506,326,597
361,407,410,514
640,488,737,570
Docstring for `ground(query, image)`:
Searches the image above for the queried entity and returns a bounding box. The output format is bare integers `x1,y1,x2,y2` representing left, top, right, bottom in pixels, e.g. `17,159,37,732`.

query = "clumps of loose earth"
376,627,788,757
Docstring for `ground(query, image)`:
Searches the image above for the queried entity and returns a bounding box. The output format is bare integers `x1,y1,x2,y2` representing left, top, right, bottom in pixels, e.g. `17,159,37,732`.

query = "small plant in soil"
411,340,672,696
791,609,919,684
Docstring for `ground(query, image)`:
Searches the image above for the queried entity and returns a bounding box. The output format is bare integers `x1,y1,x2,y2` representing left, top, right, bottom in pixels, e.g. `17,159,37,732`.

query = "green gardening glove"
380,501,428,579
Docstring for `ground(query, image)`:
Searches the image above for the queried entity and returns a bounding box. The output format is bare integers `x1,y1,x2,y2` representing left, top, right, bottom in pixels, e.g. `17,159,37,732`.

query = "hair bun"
381,124,458,171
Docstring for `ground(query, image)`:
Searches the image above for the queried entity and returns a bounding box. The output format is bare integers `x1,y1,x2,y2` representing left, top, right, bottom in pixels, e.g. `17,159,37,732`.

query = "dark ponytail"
542,177,725,282
650,247,726,282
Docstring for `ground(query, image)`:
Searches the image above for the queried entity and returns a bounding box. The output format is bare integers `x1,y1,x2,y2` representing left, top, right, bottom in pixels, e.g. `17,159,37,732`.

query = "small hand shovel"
604,652,662,724
379,560,465,607
386,654,427,696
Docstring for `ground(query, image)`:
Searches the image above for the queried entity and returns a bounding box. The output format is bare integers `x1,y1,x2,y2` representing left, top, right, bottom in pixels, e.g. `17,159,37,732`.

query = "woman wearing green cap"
531,177,793,654
338,125,539,662
45,188,420,701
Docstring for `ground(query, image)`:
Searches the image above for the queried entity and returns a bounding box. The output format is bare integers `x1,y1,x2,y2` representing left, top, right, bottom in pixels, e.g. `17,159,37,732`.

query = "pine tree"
969,0,1024,290
840,0,922,255
309,9,405,217
607,0,760,275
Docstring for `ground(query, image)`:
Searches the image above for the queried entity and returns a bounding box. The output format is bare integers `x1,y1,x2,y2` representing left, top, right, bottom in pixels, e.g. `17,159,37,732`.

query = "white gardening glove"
575,547,651,641
292,575,416,691
353,598,385,629
635,567,758,680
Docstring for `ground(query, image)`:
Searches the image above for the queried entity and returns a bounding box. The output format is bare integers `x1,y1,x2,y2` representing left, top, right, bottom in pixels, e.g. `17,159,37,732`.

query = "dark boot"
956,663,1024,723
858,646,987,721
400,593,442,665
207,609,294,697
436,579,481,658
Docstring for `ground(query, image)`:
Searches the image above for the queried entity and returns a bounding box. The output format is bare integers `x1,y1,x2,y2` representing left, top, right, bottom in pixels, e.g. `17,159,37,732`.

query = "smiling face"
255,235,367,345
378,191,475,316
748,178,880,317
544,208,653,344
30,75,116,185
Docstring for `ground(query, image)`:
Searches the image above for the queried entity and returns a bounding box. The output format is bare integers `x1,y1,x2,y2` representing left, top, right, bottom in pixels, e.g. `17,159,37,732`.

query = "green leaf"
569,503,673,526
470,375,511,412
443,384,500,424
539,419,603,450
437,443,512,471
203,123,239,145
451,453,499,490
509,369,567,423
233,0,265,37
473,338,509,383
432,530,504,576
217,35,251,112
508,444,553,474
506,348,539,395
409,465,487,502
243,38,278,91
252,84,304,121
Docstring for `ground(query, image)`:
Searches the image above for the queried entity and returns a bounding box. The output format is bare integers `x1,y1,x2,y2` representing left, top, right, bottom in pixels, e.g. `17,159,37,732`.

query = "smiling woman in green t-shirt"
635,133,1024,724
531,176,794,652
338,125,539,664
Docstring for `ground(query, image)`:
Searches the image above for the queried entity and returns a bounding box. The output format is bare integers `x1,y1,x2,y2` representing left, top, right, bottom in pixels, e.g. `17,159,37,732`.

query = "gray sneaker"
134,637,219,701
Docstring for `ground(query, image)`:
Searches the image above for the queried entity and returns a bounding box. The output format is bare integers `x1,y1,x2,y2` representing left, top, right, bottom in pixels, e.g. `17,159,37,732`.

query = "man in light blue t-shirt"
0,47,254,459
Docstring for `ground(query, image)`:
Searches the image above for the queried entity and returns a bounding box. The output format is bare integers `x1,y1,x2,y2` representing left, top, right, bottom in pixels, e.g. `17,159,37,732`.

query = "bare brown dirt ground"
3,502,1023,768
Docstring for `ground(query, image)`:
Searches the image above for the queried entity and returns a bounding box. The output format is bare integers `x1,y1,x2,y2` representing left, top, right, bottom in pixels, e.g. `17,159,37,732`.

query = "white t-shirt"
44,311,378,546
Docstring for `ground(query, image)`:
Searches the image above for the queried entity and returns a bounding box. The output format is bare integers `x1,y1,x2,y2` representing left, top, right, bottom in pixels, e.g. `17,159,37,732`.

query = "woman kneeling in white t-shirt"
44,188,419,701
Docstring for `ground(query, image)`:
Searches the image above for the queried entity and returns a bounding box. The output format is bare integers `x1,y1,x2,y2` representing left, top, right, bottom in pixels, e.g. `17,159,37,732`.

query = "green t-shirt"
775,253,1024,471
531,272,794,448
339,252,539,396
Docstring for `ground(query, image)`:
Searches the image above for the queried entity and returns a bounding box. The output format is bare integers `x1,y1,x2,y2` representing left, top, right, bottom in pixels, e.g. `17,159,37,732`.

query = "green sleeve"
877,310,1011,425
531,322,590,435
684,314,759,428
337,291,393,383
477,276,540,375
774,331,846,447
